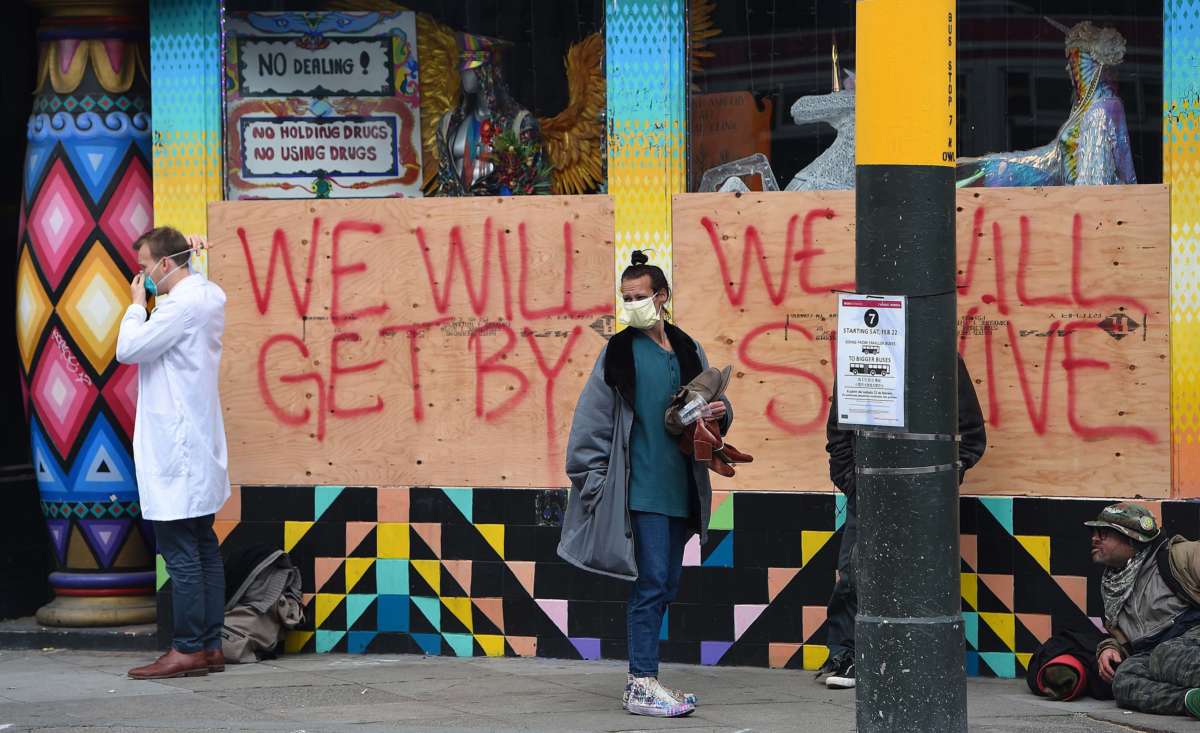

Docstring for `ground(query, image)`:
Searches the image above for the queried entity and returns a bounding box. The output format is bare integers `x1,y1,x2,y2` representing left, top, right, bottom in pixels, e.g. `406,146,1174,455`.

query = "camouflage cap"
1084,502,1160,543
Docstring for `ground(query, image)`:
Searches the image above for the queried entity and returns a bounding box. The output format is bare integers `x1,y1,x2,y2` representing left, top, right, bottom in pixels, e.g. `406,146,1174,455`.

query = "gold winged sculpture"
538,32,605,195
688,0,719,90
324,2,717,195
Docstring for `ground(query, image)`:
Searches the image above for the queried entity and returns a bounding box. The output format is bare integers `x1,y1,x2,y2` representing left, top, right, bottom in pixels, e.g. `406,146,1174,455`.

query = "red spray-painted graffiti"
220,201,612,482
690,198,1163,446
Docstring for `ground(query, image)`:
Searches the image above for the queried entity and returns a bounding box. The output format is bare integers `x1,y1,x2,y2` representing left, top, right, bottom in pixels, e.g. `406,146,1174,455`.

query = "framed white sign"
836,293,906,429
224,11,423,199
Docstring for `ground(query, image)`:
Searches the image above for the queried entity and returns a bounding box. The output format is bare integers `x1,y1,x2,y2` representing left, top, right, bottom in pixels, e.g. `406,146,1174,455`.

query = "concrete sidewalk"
0,649,1194,733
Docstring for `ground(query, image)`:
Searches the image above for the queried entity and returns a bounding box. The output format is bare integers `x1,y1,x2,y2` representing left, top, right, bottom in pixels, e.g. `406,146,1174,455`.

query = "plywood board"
672,185,1170,497
209,196,614,487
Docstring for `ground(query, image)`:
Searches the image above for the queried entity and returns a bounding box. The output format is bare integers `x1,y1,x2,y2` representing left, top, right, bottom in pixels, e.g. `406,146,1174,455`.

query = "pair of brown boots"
678,418,754,477
665,365,754,477
128,648,225,680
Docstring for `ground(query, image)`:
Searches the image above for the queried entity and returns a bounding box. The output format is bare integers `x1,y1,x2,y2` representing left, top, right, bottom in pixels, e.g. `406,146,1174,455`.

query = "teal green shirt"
627,332,691,518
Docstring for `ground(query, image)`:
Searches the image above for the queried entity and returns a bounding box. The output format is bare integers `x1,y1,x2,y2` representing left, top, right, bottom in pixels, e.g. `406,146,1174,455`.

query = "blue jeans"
628,511,689,677
155,514,225,653
825,491,857,658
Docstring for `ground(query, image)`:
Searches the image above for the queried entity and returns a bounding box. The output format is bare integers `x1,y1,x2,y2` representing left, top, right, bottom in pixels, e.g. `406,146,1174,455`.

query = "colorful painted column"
17,2,155,626
605,0,687,296
1165,0,1200,497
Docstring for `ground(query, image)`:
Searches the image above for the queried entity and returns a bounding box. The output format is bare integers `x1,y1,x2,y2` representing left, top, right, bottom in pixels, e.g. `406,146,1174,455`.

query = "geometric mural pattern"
159,488,1200,677
29,327,100,460
100,362,138,441
32,91,148,116
56,242,134,373
98,163,153,274
16,247,52,372
42,498,143,521
27,159,95,292
19,30,154,588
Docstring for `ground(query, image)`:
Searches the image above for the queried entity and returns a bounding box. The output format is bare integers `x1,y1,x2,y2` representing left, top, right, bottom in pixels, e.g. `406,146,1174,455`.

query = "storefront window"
687,1,1162,191
957,2,1162,186
223,1,606,198
688,1,854,192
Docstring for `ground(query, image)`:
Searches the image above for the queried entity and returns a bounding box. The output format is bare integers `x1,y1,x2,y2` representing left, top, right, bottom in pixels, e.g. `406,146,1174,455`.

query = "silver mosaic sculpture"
783,85,855,191
700,72,856,193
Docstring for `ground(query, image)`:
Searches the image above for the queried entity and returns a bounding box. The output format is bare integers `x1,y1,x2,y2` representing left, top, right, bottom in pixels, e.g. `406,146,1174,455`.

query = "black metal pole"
853,2,966,731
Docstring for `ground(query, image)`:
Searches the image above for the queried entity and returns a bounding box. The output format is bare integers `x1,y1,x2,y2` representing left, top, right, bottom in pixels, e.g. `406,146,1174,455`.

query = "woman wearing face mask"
558,250,731,718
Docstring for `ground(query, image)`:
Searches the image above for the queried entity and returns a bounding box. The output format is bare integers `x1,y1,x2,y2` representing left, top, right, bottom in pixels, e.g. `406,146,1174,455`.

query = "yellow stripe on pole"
856,0,956,167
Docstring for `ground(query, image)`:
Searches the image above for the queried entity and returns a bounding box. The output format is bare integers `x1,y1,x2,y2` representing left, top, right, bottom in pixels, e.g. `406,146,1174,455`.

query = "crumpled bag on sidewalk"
220,545,304,664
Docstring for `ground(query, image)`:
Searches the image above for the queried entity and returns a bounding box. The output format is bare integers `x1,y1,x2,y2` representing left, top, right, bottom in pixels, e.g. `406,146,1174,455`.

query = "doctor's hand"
130,273,147,308
186,234,210,251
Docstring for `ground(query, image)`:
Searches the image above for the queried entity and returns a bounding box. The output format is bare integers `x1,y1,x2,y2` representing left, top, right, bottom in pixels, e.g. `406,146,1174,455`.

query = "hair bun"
630,250,649,266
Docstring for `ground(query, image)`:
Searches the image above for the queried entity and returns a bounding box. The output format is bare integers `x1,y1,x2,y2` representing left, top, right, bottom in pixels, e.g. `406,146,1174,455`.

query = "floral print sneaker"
624,673,696,707
623,675,696,717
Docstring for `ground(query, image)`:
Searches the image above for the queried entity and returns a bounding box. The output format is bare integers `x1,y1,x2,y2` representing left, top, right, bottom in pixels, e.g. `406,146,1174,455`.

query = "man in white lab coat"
117,226,231,680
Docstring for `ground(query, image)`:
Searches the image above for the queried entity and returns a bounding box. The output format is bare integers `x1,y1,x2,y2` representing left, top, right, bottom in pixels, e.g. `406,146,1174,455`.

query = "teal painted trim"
315,485,345,521
441,488,473,522
963,611,979,649
149,0,222,138
443,632,474,657
606,0,687,122
979,497,1014,536
315,629,346,653
413,596,441,631
979,651,1016,678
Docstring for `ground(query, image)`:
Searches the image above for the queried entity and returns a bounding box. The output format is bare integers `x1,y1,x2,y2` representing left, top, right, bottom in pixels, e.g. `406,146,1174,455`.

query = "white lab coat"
116,272,231,521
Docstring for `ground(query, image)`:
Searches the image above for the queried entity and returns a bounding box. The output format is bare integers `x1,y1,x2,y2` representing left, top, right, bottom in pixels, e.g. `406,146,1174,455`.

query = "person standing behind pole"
815,354,987,689
117,227,231,680
559,251,732,717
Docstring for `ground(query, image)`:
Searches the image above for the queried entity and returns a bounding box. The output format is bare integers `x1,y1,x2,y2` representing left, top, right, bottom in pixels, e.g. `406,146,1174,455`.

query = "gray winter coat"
558,324,732,580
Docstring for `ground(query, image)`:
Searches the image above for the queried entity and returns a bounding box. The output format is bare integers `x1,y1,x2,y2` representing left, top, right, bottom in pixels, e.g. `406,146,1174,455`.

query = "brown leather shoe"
708,455,737,477
716,441,754,465
205,648,225,673
127,648,209,680
692,420,721,461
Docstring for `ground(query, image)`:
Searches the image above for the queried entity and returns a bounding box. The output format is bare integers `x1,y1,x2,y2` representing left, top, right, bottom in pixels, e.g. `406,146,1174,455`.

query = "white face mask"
619,295,661,330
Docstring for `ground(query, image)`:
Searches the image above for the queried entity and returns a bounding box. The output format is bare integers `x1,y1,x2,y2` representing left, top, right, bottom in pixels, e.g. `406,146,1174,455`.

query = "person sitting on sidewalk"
1084,502,1200,719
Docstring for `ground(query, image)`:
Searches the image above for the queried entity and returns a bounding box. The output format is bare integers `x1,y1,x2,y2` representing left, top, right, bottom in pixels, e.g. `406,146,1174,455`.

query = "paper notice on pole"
836,294,906,429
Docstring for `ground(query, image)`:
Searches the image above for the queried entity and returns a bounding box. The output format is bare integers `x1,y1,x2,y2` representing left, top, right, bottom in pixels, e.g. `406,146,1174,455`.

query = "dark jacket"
558,323,732,580
825,354,987,496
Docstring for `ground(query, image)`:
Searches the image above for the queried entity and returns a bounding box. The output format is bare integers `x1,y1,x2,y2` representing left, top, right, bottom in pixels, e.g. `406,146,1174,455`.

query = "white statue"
700,70,856,193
